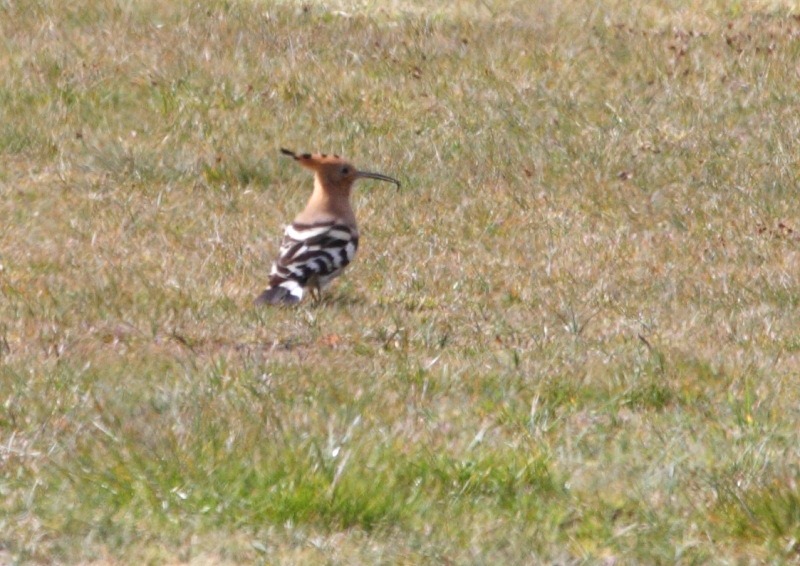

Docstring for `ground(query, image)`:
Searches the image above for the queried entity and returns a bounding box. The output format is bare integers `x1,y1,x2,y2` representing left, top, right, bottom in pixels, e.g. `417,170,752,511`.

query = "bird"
255,148,400,306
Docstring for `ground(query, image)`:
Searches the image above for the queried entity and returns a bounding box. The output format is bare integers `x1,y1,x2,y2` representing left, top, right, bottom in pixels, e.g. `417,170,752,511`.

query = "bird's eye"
341,167,350,175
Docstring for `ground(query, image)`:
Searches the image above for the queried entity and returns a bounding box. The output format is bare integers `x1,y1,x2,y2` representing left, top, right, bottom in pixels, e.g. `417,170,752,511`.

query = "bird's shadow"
309,292,367,310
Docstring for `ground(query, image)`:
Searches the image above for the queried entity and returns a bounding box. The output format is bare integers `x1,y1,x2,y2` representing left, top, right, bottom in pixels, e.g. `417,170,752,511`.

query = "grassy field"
2,0,800,563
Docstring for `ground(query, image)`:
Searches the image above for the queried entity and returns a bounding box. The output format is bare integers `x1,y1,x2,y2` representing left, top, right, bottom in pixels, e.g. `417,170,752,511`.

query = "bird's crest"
281,147,342,166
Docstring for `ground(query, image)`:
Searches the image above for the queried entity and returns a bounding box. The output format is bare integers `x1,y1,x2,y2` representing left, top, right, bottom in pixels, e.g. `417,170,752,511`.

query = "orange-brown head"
280,148,400,198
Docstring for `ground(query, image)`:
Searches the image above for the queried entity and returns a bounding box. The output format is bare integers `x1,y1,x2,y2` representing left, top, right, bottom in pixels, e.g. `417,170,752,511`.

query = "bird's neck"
295,177,356,228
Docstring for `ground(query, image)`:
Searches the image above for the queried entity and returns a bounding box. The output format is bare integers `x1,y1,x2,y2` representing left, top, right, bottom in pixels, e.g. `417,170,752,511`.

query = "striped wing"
256,221,359,305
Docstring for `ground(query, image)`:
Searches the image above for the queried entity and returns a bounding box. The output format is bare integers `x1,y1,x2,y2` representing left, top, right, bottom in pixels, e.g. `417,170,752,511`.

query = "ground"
1,0,800,563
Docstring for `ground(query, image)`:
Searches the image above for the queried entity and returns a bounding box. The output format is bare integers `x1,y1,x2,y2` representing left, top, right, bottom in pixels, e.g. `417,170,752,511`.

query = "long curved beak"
357,171,401,188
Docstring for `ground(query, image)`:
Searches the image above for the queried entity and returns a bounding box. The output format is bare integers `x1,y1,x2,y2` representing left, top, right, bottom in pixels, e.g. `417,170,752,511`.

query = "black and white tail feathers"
255,221,359,306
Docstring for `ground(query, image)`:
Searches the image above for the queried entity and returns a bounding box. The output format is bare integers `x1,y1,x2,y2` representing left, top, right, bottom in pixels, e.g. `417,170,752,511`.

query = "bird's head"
280,148,400,196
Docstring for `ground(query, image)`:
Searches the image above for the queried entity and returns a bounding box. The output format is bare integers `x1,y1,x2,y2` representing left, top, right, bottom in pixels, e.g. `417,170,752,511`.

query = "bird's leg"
307,275,322,304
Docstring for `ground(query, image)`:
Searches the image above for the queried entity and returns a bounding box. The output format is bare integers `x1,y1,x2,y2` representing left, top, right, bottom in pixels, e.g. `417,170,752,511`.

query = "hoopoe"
255,148,400,306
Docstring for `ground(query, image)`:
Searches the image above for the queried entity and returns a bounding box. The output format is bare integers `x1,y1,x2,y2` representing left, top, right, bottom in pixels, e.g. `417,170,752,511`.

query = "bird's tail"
254,282,303,306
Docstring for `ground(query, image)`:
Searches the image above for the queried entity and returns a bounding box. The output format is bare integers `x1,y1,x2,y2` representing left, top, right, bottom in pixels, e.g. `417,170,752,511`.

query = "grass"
2,0,800,563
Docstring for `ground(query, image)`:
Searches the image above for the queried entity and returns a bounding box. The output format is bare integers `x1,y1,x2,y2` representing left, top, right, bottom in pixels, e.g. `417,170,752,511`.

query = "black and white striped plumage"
256,221,359,305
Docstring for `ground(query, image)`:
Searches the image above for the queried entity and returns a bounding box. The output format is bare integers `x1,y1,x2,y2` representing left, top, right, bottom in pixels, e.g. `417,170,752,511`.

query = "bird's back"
255,220,359,305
